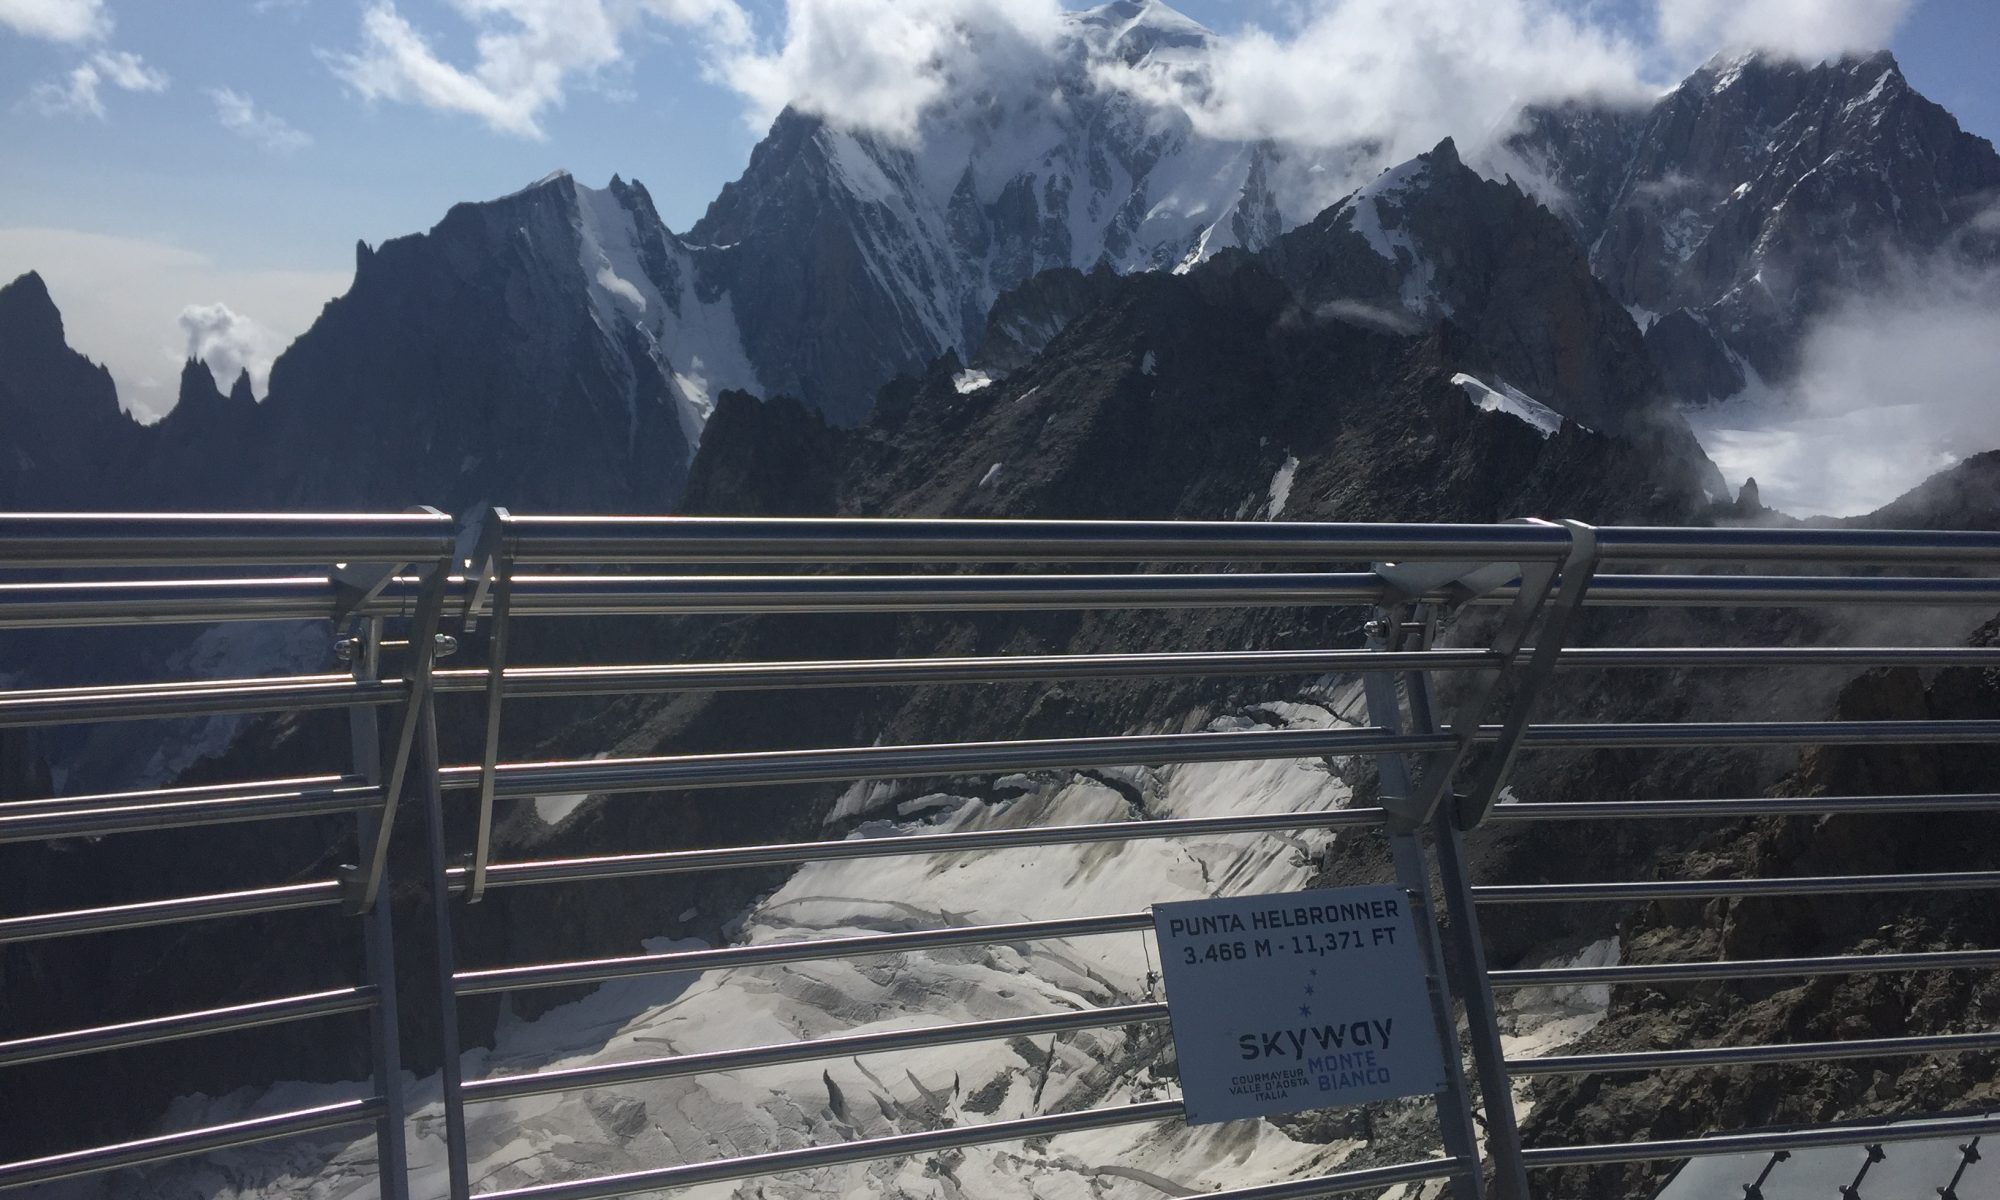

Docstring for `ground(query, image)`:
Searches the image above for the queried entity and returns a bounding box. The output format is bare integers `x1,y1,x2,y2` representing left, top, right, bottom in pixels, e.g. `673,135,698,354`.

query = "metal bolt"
334,637,360,664
1363,619,1392,639
434,633,460,658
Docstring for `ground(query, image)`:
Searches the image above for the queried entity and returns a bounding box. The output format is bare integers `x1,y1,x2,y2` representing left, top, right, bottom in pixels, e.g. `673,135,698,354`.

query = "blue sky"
1,0,1994,418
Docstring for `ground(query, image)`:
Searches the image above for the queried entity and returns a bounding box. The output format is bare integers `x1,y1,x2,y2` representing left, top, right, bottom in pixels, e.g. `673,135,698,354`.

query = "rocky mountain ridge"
1510,49,2000,401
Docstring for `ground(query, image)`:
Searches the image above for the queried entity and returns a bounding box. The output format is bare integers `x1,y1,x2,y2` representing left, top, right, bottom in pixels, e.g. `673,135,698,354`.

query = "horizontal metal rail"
1587,525,2000,565
431,648,1498,696
464,1002,1172,1104
494,571,1395,616
1474,871,2000,904
456,910,1156,995
0,675,403,728
1556,645,2000,668
494,514,1577,564
455,807,1389,890
428,645,2000,702
438,727,1450,800
14,570,2000,630
479,1098,1187,1200
1198,1160,1472,1200
494,515,2000,567
0,880,347,944
0,512,454,568
1487,792,2000,821
0,987,376,1068
1560,574,2000,607
1521,1111,2000,1169
1515,719,2000,749
437,722,2000,804
0,1097,384,1191
1510,1029,2000,1076
1492,947,2000,989
0,775,382,843
0,576,345,629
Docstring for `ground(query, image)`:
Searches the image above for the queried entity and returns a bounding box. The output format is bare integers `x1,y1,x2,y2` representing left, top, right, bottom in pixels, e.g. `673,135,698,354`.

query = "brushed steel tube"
0,676,402,727
1558,575,2000,607
1554,646,2000,668
0,776,382,843
1509,1028,2000,1076
1473,871,2000,904
0,1098,383,1191
0,512,454,569
458,807,1390,889
499,572,1395,616
437,722,2000,802
1199,1160,1473,1200
0,987,376,1067
1520,1111,2000,1169
0,576,343,629
464,1002,1172,1104
1590,525,2000,566
479,1098,1186,1200
437,727,1450,799
430,648,1497,697
0,880,347,944
1516,719,2000,749
496,515,1574,564
1491,948,2000,989
1488,793,2000,820
455,910,1155,995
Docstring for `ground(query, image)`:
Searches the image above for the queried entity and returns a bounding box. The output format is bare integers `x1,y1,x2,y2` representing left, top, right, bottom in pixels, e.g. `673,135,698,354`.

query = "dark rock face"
1264,139,1670,433
0,271,142,508
972,264,1126,373
1850,447,2000,530
245,176,696,511
1512,51,2000,387
1641,307,1746,404
1519,637,2000,1198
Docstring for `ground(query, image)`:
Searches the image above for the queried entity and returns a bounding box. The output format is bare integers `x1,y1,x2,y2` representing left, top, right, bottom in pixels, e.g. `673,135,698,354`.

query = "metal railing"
4,510,1999,1199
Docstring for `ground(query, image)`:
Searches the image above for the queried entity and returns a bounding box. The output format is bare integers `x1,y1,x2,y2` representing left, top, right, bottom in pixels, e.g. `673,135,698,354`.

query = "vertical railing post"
345,616,410,1200
419,696,474,1200
1363,604,1487,1200
1405,644,1532,1200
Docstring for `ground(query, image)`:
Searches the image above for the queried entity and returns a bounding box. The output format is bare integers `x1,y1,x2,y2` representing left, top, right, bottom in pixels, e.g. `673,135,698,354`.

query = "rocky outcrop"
1513,51,2000,386
1519,636,2000,1198
0,271,143,508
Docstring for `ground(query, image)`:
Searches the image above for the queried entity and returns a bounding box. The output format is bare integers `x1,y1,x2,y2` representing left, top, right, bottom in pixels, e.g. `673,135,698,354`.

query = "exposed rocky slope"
1510,50,2000,401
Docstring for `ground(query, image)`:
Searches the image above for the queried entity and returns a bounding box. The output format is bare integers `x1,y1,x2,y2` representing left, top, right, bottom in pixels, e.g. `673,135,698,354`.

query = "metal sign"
1153,885,1446,1125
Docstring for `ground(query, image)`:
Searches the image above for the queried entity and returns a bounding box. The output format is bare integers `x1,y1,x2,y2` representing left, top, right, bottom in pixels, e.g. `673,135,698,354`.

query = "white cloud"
1655,0,1918,63
1090,0,1655,157
1689,261,2000,516
0,227,349,421
27,48,168,118
178,301,285,395
0,0,107,42
328,0,751,139
716,0,1065,143
210,87,312,152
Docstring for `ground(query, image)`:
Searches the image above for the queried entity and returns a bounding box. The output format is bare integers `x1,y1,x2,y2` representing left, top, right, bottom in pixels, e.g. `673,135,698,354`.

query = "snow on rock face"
1450,373,1566,439
110,685,1581,1199
571,180,761,452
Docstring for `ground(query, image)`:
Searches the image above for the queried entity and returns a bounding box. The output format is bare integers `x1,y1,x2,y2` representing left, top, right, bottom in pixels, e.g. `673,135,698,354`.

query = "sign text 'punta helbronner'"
1152,885,1446,1125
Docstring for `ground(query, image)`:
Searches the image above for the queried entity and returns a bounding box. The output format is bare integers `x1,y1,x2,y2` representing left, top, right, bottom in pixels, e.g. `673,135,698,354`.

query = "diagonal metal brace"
350,557,454,914
1385,521,1568,827
465,507,516,904
1452,519,1599,830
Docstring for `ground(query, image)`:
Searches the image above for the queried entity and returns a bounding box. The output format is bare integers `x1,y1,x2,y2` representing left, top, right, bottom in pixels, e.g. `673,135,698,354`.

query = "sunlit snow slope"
91,687,1608,1200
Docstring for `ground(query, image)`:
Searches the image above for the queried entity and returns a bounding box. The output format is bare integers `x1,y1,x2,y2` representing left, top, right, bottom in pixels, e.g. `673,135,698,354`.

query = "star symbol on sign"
1299,1005,1312,1017
1309,968,1318,977
1304,986,1314,996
